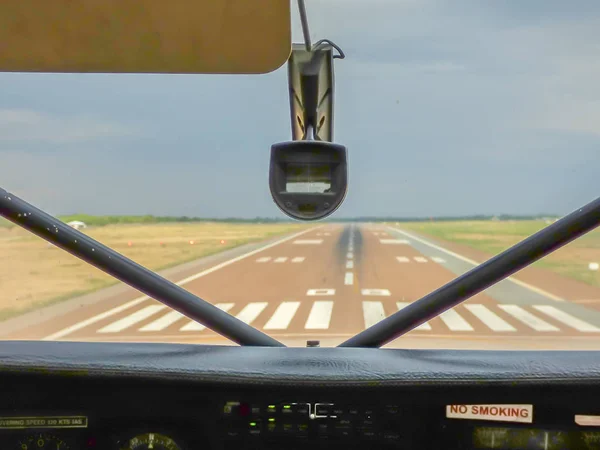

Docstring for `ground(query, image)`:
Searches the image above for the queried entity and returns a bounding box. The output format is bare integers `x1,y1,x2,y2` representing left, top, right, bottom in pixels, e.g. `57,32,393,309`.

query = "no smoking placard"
446,404,533,423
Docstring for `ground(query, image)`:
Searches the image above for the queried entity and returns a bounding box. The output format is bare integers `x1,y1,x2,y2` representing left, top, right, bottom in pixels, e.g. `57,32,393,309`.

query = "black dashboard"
2,341,600,450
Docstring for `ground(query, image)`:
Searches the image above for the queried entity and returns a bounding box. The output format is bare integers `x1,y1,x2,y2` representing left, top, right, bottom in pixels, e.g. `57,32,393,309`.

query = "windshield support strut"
339,196,600,348
0,187,285,347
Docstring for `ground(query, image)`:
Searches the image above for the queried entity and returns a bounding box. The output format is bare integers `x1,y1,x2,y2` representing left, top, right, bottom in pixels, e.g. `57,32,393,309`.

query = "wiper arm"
0,187,284,347
340,196,600,348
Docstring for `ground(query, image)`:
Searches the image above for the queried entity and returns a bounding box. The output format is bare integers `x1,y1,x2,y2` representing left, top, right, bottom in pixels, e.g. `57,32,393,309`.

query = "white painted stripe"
305,301,334,329
361,289,391,296
324,232,331,236
307,288,336,296
439,309,473,331
431,256,446,263
274,257,288,263
533,305,600,332
98,305,166,333
293,239,323,245
345,272,354,285
291,257,305,263
380,239,410,244
43,226,321,340
42,297,148,340
362,301,386,328
264,302,301,330
388,227,564,302
498,305,559,331
256,256,271,263
396,256,410,263
413,256,428,263
347,252,354,259
180,303,235,331
396,302,431,330
139,310,185,332
464,304,516,332
346,260,354,269
236,302,268,325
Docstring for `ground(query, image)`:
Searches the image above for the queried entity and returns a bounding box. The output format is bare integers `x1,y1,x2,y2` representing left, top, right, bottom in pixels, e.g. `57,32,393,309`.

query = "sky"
1,0,600,219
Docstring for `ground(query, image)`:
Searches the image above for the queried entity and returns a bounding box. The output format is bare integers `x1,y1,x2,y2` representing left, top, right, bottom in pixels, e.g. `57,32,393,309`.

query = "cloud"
0,109,136,144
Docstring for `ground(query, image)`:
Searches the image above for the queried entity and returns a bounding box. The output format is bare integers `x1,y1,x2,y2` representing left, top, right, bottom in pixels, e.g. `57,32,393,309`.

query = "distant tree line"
0,214,559,229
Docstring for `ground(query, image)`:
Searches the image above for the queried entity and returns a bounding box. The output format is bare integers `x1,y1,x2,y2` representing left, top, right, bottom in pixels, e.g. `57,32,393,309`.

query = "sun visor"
0,0,292,74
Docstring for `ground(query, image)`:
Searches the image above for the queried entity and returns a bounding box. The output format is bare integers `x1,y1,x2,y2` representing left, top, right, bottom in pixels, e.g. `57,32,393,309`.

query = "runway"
4,223,600,349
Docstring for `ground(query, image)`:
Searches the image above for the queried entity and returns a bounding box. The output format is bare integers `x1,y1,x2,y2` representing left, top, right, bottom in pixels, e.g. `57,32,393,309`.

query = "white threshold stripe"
439,309,473,331
362,301,386,328
43,226,320,340
139,310,185,332
180,303,234,331
396,302,431,330
464,304,516,332
345,272,354,285
388,227,564,302
236,302,268,325
533,305,600,332
264,302,301,330
98,305,166,333
305,301,334,329
498,305,559,332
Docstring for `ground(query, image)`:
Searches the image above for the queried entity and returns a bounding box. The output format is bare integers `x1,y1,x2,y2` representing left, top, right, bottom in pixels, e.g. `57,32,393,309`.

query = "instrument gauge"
120,433,181,450
18,433,69,450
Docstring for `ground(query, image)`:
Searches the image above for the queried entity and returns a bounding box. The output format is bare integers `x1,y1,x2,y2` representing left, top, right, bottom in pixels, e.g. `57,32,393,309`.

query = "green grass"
399,220,600,287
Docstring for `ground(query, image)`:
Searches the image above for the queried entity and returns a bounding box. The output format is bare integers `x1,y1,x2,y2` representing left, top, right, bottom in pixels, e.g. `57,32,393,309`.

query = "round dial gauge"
18,433,69,450
120,433,181,450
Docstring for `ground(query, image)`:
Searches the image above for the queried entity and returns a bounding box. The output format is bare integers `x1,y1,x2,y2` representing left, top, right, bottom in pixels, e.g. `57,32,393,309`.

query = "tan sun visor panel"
0,0,292,74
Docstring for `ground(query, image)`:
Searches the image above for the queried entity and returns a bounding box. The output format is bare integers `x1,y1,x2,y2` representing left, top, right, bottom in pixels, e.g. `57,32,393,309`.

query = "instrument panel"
3,373,600,450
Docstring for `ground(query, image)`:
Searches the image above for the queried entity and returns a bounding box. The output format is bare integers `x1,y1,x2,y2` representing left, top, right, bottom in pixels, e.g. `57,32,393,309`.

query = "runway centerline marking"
387,226,564,302
345,272,354,285
43,226,321,340
396,256,410,263
346,261,354,269
413,256,428,263
291,257,305,263
273,257,288,263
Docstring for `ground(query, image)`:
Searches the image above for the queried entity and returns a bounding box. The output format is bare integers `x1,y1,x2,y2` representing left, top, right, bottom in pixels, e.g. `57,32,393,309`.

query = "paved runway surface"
5,224,600,349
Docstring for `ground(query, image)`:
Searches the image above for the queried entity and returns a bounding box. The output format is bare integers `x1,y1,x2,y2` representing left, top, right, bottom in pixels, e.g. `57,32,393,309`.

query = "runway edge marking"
387,226,565,302
43,225,323,341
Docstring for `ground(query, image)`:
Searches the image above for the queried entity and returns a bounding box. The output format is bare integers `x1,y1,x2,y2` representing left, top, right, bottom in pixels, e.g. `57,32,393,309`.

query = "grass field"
0,222,308,320
399,220,600,288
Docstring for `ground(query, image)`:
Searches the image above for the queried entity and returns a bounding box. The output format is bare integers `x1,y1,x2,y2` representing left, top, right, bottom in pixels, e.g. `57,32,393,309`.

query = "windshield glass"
1,1,599,350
